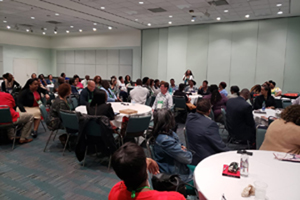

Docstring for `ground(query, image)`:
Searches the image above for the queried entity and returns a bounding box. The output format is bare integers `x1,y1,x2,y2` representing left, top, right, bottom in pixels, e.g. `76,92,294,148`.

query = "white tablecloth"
194,150,300,200
188,94,202,105
75,102,152,127
253,109,281,125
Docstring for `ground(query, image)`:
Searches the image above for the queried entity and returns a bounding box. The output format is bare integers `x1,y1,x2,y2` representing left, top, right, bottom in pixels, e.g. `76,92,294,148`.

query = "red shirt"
32,91,41,107
108,181,185,200
0,92,20,122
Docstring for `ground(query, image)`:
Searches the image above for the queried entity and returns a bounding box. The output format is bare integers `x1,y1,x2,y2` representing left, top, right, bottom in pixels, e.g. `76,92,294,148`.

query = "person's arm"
268,96,276,109
244,104,255,128
79,90,88,105
253,96,261,110
1,82,5,92
106,90,116,102
14,81,20,87
17,91,26,112
168,95,173,108
107,104,115,120
152,97,158,110
206,122,229,152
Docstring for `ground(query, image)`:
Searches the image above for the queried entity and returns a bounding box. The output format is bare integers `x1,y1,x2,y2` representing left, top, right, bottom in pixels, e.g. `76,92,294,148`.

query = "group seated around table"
130,79,150,104
173,83,196,111
184,80,197,93
260,105,300,154
253,84,276,110
109,142,185,200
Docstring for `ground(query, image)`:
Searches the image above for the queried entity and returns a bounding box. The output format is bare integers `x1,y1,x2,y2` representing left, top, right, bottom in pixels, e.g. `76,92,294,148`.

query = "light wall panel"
85,50,96,65
65,50,74,64
157,28,168,81
74,64,85,77
96,64,108,79
108,50,119,65
75,50,85,64
84,65,96,76
120,65,132,77
107,65,119,78
65,63,75,77
120,49,132,65
96,50,107,64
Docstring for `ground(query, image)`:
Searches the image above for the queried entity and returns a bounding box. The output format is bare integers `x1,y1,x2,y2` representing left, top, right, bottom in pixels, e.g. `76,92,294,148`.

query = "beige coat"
260,119,300,154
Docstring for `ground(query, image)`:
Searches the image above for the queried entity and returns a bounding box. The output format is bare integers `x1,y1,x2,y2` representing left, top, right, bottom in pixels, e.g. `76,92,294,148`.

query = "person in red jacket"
0,91,34,143
109,142,185,200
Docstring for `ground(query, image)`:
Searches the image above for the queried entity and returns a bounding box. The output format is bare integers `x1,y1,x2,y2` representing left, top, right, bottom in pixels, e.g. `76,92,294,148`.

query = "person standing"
182,70,193,85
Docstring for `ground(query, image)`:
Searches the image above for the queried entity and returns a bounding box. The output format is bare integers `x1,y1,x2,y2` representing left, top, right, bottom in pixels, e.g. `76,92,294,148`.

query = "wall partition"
142,17,300,92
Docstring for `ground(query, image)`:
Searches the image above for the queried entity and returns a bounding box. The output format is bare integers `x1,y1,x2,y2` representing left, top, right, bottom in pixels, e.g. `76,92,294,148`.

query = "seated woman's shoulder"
153,191,185,200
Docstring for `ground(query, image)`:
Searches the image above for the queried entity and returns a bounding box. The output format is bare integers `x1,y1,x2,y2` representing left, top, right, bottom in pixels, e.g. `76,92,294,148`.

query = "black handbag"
151,173,187,197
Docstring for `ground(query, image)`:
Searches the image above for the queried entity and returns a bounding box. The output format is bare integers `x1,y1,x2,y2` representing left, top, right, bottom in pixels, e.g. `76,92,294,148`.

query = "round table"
194,150,300,200
253,109,281,126
188,94,202,105
75,102,152,127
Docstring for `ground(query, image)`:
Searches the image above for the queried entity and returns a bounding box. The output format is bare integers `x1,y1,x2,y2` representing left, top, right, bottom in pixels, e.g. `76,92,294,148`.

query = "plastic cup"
132,100,135,106
254,181,268,200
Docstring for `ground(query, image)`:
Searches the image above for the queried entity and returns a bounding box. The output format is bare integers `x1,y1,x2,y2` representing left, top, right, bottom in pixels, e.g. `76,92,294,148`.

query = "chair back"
60,110,79,131
0,105,13,124
256,125,267,149
173,96,186,111
126,115,151,137
150,96,156,107
282,100,292,109
221,108,227,128
183,127,190,149
209,109,215,121
146,137,156,160
274,99,283,108
39,104,49,123
85,120,102,137
69,97,79,111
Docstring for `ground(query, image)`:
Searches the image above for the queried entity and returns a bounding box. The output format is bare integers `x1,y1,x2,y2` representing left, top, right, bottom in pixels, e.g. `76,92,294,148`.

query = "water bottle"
240,153,249,177
262,101,266,111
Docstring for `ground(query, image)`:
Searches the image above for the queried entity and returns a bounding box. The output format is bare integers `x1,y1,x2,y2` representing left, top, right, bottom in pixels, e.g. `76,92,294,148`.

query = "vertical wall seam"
282,18,289,91
254,21,260,84
229,24,233,87
206,25,210,81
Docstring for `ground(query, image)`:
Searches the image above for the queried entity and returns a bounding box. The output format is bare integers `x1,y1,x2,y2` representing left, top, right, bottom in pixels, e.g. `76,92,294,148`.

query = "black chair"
173,96,187,122
274,99,283,108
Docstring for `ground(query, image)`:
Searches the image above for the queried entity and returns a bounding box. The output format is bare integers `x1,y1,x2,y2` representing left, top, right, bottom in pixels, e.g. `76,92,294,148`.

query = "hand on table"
146,158,160,175
181,145,187,151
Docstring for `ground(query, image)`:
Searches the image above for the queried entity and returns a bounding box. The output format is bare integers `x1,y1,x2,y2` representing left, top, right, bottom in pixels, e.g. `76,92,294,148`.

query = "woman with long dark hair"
93,75,102,89
203,84,227,122
17,78,50,137
182,69,193,85
152,109,193,183
124,75,133,86
1,73,20,93
253,85,276,110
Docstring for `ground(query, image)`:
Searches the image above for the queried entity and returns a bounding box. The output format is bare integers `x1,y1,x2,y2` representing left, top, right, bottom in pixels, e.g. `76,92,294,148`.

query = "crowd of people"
1,69,300,199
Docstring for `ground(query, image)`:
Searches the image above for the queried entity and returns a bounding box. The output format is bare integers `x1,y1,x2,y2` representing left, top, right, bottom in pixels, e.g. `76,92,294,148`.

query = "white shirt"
81,79,88,88
130,85,150,104
119,82,127,93
152,86,161,96
152,92,173,110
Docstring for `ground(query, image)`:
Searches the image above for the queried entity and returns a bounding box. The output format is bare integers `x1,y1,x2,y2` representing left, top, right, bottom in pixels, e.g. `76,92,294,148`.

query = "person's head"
48,74,53,80
58,83,71,98
160,82,169,94
219,82,227,90
90,90,107,107
202,80,208,88
119,76,124,83
153,109,175,137
2,73,9,80
142,77,149,85
263,81,270,88
136,79,142,86
73,75,80,83
31,73,37,79
230,86,240,95
189,80,196,87
61,73,66,78
269,80,276,89
261,85,271,97
154,79,160,87
281,105,300,126
185,70,193,76
101,80,110,90
69,78,77,86
149,79,154,87
111,142,148,191
85,75,90,80
179,83,185,92
209,84,222,105
23,78,39,92
125,75,131,81
93,76,102,84
250,84,261,93
58,77,65,84
240,89,250,101
38,74,45,80
196,98,211,116
170,78,175,86
87,80,96,92
3,73,13,82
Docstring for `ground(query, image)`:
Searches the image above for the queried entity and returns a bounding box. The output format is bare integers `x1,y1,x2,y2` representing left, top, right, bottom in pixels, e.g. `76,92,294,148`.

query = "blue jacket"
100,87,116,102
186,112,229,165
153,131,193,182
71,85,78,94
46,79,56,85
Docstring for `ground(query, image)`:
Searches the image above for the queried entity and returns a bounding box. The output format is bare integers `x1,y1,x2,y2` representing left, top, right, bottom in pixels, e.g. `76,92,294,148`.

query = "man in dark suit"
226,89,256,143
185,99,228,165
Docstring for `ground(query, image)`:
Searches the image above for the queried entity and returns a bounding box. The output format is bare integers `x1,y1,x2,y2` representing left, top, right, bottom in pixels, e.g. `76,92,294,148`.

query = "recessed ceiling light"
169,15,173,18
277,10,283,15
139,2,144,4
66,30,69,33
55,13,59,16
93,23,97,25
7,25,10,29
54,31,57,34
277,3,282,7
108,26,112,30
224,10,228,13
191,19,195,22
135,19,138,21
216,17,221,21
70,26,74,28
43,32,46,35
93,28,97,31
168,21,172,24
31,17,35,19
245,14,250,18
26,29,30,32
101,7,105,9
147,23,151,26
3,20,7,23
79,29,82,32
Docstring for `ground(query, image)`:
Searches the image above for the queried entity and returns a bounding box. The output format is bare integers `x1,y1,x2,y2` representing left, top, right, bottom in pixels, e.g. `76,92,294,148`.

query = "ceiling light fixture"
277,3,282,7
66,30,69,33
31,16,35,19
277,9,283,15
55,13,59,16
108,26,112,30
191,16,196,22
93,23,97,25
7,25,11,29
224,10,228,13
26,29,30,32
101,7,105,9
139,2,144,4
3,20,7,23
169,15,173,18
147,23,151,26
43,32,46,35
245,14,250,18
70,25,74,28
54,31,57,34
93,28,97,31
216,17,221,21
79,29,82,32
135,19,138,21
168,21,172,24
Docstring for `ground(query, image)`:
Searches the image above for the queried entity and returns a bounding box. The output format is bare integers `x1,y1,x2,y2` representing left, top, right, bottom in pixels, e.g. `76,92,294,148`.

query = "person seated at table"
269,80,282,97
169,78,178,93
130,79,149,104
124,75,133,86
73,75,83,89
250,84,261,105
46,74,56,85
142,77,152,96
38,74,47,87
110,77,119,96
17,78,50,138
109,142,184,200
93,75,102,89
118,76,128,102
101,80,120,102
1,73,20,93
253,85,276,110
174,84,195,111
198,80,210,96
227,86,240,99
69,78,78,94
226,89,256,144
61,72,69,81
149,79,155,94
186,99,229,165
79,80,96,105
152,109,193,183
0,91,34,144
152,79,161,96
81,75,90,88
57,77,65,87
31,73,37,79
152,82,173,110
219,82,228,97
184,80,197,93
260,105,300,154
203,85,227,122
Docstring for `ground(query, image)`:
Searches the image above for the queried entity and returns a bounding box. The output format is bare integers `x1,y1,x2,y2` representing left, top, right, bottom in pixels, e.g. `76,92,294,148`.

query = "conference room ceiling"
0,0,299,36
